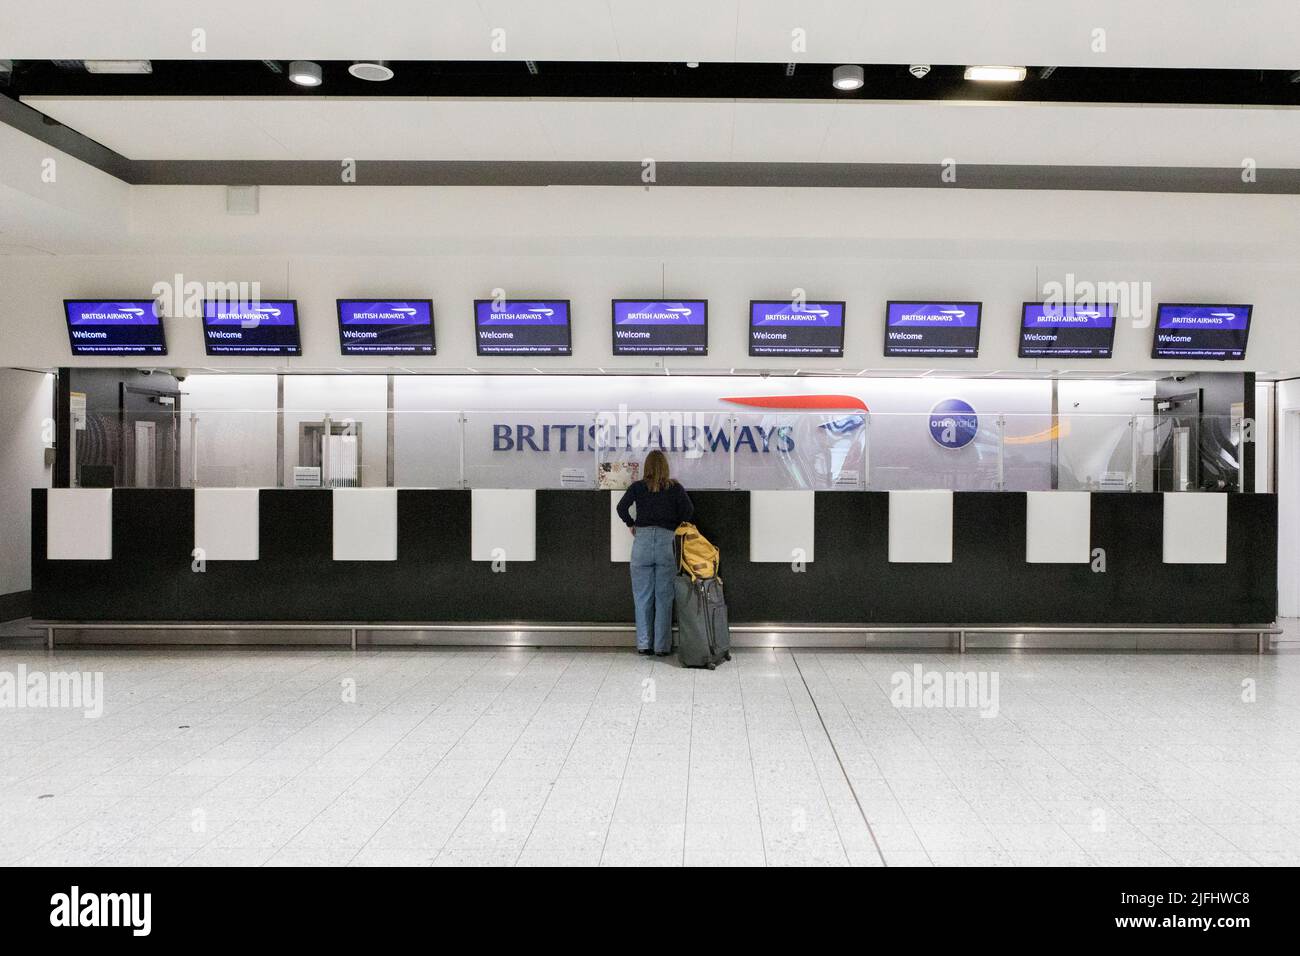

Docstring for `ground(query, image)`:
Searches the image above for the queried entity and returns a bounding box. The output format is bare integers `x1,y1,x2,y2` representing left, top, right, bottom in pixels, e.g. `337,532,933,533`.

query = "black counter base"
31,490,1277,626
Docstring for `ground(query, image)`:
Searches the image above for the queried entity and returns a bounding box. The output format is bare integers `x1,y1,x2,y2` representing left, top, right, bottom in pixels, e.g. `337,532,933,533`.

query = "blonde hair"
643,450,672,493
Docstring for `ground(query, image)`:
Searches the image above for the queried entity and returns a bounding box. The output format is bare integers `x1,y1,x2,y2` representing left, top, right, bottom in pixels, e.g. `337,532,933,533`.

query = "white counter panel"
47,489,113,561
195,488,260,561
888,490,953,564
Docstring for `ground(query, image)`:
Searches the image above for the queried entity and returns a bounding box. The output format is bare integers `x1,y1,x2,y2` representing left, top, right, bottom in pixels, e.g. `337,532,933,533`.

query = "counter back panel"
31,489,1276,626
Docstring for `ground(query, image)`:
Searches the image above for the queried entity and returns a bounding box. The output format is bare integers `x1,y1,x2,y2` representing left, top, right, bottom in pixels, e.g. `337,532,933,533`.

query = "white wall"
1256,381,1273,494
1277,380,1300,617
0,369,54,601
1,185,1299,375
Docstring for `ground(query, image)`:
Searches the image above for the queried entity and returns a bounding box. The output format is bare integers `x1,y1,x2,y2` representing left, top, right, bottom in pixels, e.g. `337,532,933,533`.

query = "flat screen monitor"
474,299,572,356
1151,303,1252,360
202,300,301,356
611,299,708,355
884,301,982,357
1019,302,1117,359
337,299,435,356
748,300,845,357
63,300,168,356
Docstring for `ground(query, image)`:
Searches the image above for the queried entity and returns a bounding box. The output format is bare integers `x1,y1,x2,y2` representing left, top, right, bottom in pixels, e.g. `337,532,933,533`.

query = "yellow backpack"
674,523,719,580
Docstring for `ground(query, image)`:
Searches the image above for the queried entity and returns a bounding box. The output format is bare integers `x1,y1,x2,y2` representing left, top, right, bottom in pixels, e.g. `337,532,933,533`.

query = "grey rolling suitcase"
674,574,732,669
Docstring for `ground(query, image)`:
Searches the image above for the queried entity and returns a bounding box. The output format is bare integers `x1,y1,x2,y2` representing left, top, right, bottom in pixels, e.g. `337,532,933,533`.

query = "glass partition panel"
76,409,187,489
1058,413,1146,492
730,410,867,490
591,408,732,490
391,411,463,488
865,411,1009,491
184,410,279,488
1135,414,1160,493
97,403,1253,493
463,410,600,489
1001,412,1055,491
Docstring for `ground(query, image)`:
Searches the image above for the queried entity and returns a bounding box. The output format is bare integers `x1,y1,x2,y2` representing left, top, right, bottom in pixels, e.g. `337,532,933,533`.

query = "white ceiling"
3,0,1300,68
23,95,1300,167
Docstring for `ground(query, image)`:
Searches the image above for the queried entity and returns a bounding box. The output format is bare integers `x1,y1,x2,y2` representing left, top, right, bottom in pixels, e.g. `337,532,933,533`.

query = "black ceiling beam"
0,93,134,180
117,159,1300,193
4,59,1300,107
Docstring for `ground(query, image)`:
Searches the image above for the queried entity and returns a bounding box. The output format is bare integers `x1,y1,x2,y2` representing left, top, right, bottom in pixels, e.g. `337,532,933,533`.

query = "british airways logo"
492,422,794,454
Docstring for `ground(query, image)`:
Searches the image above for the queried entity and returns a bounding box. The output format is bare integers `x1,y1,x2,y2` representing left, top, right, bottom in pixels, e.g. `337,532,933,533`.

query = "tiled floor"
2,636,1300,866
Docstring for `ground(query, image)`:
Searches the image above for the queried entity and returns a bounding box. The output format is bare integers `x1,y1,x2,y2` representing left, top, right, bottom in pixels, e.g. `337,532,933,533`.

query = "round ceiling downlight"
348,60,394,82
832,64,864,91
288,60,322,86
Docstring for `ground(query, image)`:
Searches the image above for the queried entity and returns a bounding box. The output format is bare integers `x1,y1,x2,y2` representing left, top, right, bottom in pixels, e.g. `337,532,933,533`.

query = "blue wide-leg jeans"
630,526,676,653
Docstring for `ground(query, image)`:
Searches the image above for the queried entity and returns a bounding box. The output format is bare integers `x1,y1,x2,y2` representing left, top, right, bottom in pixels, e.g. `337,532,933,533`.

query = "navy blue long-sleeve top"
616,480,694,531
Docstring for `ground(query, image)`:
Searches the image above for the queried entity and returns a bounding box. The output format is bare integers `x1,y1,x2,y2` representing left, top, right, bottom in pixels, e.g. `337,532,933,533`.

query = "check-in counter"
32,488,1276,627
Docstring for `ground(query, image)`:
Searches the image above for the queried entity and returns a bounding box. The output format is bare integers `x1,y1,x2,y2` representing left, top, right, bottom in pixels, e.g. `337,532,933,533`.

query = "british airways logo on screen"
1019,303,1116,358
201,299,300,355
888,303,980,327
884,302,982,357
748,301,845,357
612,300,708,354
64,300,168,355
1152,304,1251,360
338,300,434,354
474,300,571,355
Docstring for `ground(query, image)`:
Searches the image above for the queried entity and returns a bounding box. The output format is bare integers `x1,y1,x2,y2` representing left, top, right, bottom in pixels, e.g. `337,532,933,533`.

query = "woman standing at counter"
617,450,694,657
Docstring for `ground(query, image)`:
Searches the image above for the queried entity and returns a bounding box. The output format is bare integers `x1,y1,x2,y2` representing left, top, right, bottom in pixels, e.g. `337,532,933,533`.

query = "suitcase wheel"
723,651,732,661
706,662,716,670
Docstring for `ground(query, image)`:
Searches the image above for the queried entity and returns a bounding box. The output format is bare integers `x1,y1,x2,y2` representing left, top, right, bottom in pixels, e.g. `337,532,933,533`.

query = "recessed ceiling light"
832,64,864,90
84,59,152,74
348,60,393,82
964,65,1027,82
288,60,322,86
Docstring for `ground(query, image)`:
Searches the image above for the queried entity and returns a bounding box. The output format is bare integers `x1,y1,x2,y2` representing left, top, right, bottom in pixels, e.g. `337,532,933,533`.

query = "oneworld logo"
50,886,151,936
928,398,978,449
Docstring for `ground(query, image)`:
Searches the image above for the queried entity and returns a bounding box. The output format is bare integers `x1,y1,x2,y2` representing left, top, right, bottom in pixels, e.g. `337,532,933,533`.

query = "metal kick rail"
28,621,1283,654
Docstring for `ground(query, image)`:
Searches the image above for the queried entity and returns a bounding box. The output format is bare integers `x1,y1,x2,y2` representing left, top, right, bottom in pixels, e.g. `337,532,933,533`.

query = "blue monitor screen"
337,299,435,356
64,300,168,356
1019,302,1117,359
202,300,301,356
612,300,708,355
884,301,982,357
1151,304,1252,360
474,300,572,356
748,300,845,357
